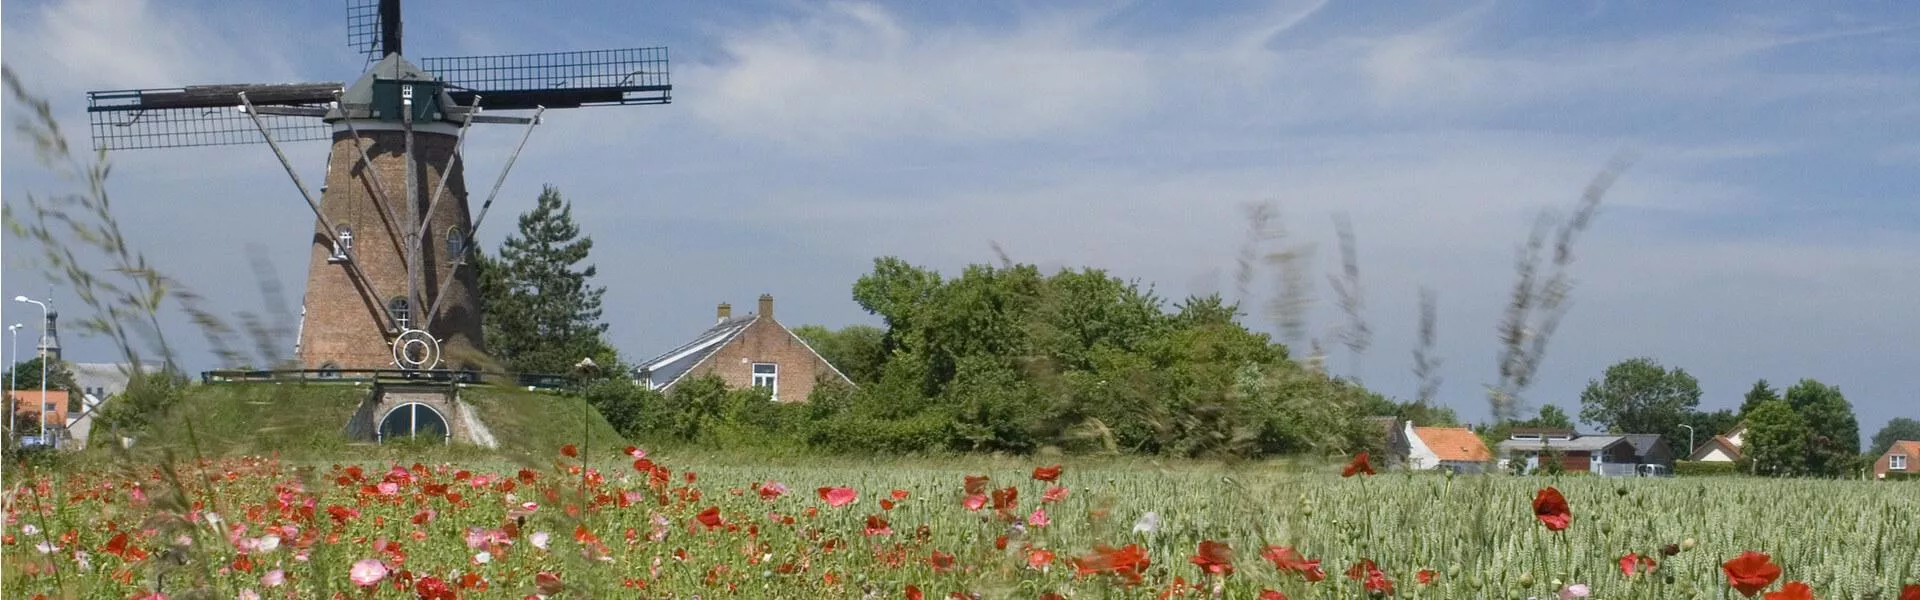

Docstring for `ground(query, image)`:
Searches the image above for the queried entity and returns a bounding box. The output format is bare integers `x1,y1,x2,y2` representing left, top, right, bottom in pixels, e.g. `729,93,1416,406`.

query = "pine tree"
480,185,617,375
1738,379,1778,417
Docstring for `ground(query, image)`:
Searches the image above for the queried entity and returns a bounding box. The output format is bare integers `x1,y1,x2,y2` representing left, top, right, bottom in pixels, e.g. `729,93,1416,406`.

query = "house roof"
1686,435,1742,461
1618,434,1666,458
632,315,757,391
1496,434,1626,453
1885,440,1920,458
1413,427,1492,462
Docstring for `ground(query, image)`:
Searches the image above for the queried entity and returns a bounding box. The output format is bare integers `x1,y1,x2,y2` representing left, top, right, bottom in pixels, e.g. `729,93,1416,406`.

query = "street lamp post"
6,323,20,440
14,297,48,448
1679,424,1696,457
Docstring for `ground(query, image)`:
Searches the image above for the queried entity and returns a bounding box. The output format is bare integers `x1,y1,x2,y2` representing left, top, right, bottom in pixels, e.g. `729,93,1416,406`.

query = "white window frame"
751,363,778,400
1893,454,1908,471
388,297,411,330
332,224,354,262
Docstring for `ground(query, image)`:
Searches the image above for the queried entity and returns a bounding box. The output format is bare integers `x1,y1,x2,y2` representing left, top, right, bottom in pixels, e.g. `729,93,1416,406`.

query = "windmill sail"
87,84,341,151
421,47,671,110
347,0,401,64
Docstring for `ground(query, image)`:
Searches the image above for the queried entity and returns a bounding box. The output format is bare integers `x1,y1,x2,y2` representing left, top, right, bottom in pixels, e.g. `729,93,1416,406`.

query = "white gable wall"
1695,446,1736,462
1404,421,1440,470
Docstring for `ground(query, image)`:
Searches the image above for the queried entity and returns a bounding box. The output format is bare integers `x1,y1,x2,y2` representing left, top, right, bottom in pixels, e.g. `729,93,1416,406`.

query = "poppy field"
4,448,1918,599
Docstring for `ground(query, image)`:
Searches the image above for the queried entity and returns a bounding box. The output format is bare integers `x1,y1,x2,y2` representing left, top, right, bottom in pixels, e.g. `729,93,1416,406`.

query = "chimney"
757,294,774,322
716,302,732,324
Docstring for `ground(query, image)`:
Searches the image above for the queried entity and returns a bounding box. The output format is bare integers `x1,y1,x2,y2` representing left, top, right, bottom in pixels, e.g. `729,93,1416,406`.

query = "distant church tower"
36,311,60,361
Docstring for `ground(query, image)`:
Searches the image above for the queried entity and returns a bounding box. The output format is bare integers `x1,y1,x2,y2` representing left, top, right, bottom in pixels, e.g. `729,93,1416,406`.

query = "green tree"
1744,399,1808,476
1784,379,1860,477
1531,404,1575,430
791,324,887,386
1577,357,1702,457
1870,417,1920,457
3,356,77,393
479,185,617,375
1738,379,1779,417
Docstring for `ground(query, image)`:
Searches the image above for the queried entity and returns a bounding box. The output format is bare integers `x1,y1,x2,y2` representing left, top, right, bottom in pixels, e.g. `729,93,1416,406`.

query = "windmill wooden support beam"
90,83,342,111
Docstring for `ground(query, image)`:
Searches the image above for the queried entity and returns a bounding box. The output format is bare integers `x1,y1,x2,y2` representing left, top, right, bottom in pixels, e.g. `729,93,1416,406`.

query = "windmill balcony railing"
200,368,574,389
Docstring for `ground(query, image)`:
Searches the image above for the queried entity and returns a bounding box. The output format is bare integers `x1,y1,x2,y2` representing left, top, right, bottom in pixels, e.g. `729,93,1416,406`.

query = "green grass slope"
81,383,626,463
460,386,626,463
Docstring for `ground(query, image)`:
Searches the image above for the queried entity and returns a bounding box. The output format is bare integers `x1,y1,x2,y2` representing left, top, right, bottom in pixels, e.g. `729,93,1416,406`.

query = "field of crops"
4,449,1917,599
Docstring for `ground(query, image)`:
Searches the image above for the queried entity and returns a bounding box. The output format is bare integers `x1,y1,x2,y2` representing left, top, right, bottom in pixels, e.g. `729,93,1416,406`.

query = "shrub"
1675,460,1742,476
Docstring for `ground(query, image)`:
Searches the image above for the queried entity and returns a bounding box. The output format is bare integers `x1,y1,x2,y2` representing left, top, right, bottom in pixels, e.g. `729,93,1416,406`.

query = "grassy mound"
78,383,625,463
461,386,626,463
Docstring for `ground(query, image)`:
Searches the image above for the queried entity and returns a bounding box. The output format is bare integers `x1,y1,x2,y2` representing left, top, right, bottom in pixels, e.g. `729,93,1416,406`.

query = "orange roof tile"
1414,426,1492,462
1889,440,1920,458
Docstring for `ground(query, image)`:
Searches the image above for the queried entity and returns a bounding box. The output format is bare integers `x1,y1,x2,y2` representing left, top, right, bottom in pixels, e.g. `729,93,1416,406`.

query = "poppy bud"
1519,572,1535,588
1615,487,1628,497
1661,543,1680,556
1680,538,1696,551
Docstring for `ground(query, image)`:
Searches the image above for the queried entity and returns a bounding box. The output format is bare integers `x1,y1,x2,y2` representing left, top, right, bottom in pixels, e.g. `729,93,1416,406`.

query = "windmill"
84,0,670,375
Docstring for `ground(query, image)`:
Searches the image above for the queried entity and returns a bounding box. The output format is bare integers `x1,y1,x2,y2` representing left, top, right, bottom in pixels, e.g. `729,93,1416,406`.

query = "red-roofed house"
1874,440,1920,479
8,390,70,444
1405,423,1494,473
1686,422,1748,463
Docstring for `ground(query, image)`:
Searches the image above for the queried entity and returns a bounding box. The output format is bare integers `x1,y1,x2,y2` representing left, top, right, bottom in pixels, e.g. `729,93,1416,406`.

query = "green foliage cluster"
1673,460,1743,476
584,257,1393,459
477,185,621,375
1740,379,1863,478
1871,418,1920,457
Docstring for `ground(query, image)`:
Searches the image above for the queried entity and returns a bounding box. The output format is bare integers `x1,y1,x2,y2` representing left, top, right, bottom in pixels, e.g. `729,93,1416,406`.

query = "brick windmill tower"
84,0,671,374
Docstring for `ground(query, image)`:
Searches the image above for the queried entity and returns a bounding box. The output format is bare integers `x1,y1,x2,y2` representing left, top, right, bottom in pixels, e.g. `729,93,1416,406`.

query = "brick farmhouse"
630,295,852,402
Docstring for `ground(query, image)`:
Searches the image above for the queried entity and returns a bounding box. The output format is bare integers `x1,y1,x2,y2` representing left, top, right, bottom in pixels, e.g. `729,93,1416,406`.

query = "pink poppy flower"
349,559,387,587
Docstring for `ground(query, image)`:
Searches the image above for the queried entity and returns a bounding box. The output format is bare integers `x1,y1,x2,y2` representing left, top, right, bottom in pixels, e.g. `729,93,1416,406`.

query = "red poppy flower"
1028,548,1055,569
880,499,895,511
1619,552,1657,576
816,486,857,507
1533,487,1572,531
559,444,578,458
1764,581,1814,600
905,584,923,600
964,475,990,495
534,571,563,596
413,575,456,600
1072,544,1151,584
1342,452,1375,477
1339,559,1373,581
864,515,892,536
1259,546,1326,582
1902,584,1920,600
1364,569,1394,595
1259,590,1288,600
1722,551,1782,598
1418,569,1436,584
1042,486,1069,503
963,495,987,511
891,489,909,500
1032,465,1063,482
1189,540,1234,576
695,506,722,529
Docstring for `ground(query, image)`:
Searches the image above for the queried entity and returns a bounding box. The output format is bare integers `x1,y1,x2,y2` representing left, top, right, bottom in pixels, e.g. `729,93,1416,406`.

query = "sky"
2,0,1916,442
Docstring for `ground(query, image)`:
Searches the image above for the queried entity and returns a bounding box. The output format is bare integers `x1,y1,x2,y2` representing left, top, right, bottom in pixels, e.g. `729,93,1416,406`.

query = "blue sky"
3,0,1917,442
